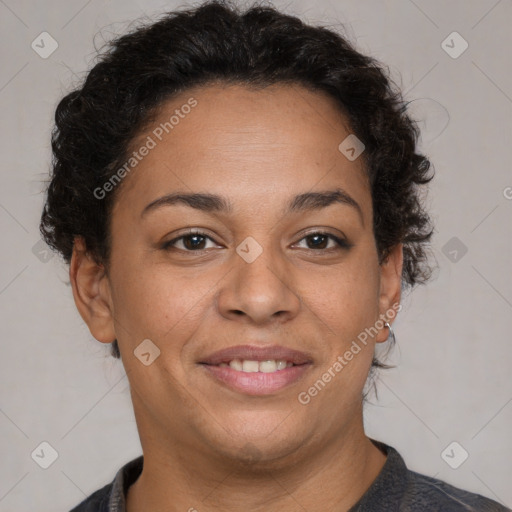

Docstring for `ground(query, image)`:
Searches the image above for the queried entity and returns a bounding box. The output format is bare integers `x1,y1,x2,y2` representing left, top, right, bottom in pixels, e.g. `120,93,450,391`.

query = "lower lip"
200,364,312,395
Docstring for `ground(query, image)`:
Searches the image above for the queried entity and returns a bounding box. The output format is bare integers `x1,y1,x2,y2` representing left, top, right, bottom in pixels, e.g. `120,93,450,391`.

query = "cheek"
110,257,218,350
307,264,380,406
308,249,380,340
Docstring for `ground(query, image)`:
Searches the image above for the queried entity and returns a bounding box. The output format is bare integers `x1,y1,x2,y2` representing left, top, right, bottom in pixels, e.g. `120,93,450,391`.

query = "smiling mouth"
198,344,313,394
200,360,312,395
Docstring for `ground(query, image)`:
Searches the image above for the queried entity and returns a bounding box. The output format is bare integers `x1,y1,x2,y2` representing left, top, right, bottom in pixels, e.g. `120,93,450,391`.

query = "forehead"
114,83,371,220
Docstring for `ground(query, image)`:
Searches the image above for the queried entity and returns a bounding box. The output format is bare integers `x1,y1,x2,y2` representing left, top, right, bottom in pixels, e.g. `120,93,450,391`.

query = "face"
71,83,402,467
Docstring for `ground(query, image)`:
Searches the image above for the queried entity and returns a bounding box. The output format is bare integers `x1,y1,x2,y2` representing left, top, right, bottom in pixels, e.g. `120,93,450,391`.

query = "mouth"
198,345,313,395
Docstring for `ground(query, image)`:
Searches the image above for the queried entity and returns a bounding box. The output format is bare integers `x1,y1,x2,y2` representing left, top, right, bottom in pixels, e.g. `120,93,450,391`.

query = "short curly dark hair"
40,0,434,363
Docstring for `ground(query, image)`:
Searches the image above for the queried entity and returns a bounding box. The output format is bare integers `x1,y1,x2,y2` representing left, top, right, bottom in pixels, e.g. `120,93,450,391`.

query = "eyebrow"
141,188,364,224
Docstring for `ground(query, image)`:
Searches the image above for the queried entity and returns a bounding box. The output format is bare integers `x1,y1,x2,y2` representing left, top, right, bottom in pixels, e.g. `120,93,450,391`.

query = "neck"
126,414,387,512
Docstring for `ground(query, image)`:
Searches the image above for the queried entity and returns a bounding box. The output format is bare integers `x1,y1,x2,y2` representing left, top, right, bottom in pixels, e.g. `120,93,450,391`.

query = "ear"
69,236,116,344
375,243,403,343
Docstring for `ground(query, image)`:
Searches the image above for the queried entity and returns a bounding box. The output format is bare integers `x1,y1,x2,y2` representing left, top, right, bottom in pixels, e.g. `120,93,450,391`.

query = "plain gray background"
0,0,511,510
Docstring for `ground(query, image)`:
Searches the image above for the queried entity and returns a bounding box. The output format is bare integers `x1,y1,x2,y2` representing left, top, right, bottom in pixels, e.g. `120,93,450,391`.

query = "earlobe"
376,243,403,343
69,236,116,344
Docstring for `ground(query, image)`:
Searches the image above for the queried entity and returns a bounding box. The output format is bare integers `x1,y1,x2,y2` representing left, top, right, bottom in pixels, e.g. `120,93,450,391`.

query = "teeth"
276,360,288,370
242,360,259,373
259,360,277,373
226,359,293,373
229,359,243,371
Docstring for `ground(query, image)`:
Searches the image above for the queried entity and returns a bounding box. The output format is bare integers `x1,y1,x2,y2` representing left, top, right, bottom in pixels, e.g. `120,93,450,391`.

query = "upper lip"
199,345,313,365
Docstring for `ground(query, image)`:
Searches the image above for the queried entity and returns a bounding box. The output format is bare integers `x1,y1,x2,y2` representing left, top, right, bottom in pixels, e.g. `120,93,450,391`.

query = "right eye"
161,230,219,252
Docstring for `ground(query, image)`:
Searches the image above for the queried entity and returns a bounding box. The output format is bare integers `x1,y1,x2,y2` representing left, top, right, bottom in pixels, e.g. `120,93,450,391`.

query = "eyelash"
161,229,351,253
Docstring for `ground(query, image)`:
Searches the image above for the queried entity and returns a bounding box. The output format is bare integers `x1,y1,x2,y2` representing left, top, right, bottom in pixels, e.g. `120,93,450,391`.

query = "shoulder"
69,482,112,512
353,440,511,512
68,455,143,512
402,469,511,511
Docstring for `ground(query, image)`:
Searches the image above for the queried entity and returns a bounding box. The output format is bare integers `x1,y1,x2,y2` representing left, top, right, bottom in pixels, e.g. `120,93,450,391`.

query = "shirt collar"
348,439,409,511
108,454,143,512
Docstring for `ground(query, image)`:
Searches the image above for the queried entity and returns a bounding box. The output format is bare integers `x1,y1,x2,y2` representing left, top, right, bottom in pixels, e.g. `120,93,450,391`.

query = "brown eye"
295,232,351,251
162,231,217,252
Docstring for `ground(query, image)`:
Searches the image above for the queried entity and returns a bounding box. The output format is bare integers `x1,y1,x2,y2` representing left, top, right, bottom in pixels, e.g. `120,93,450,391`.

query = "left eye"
294,232,349,251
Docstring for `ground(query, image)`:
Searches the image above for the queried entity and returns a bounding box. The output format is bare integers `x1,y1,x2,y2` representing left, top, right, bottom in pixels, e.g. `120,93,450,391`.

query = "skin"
70,83,403,512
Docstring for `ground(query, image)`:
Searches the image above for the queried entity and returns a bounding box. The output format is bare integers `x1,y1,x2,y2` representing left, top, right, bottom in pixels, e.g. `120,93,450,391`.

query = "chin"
207,418,309,467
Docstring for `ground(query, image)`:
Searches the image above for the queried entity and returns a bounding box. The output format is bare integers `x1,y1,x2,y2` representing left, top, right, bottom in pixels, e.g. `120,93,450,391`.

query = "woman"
40,1,509,510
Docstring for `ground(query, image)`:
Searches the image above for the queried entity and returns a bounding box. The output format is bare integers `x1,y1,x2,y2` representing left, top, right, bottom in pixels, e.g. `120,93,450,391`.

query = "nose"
216,243,301,326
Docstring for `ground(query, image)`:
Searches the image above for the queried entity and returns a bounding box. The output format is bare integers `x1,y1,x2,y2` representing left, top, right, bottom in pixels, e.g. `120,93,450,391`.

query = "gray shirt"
70,440,510,511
